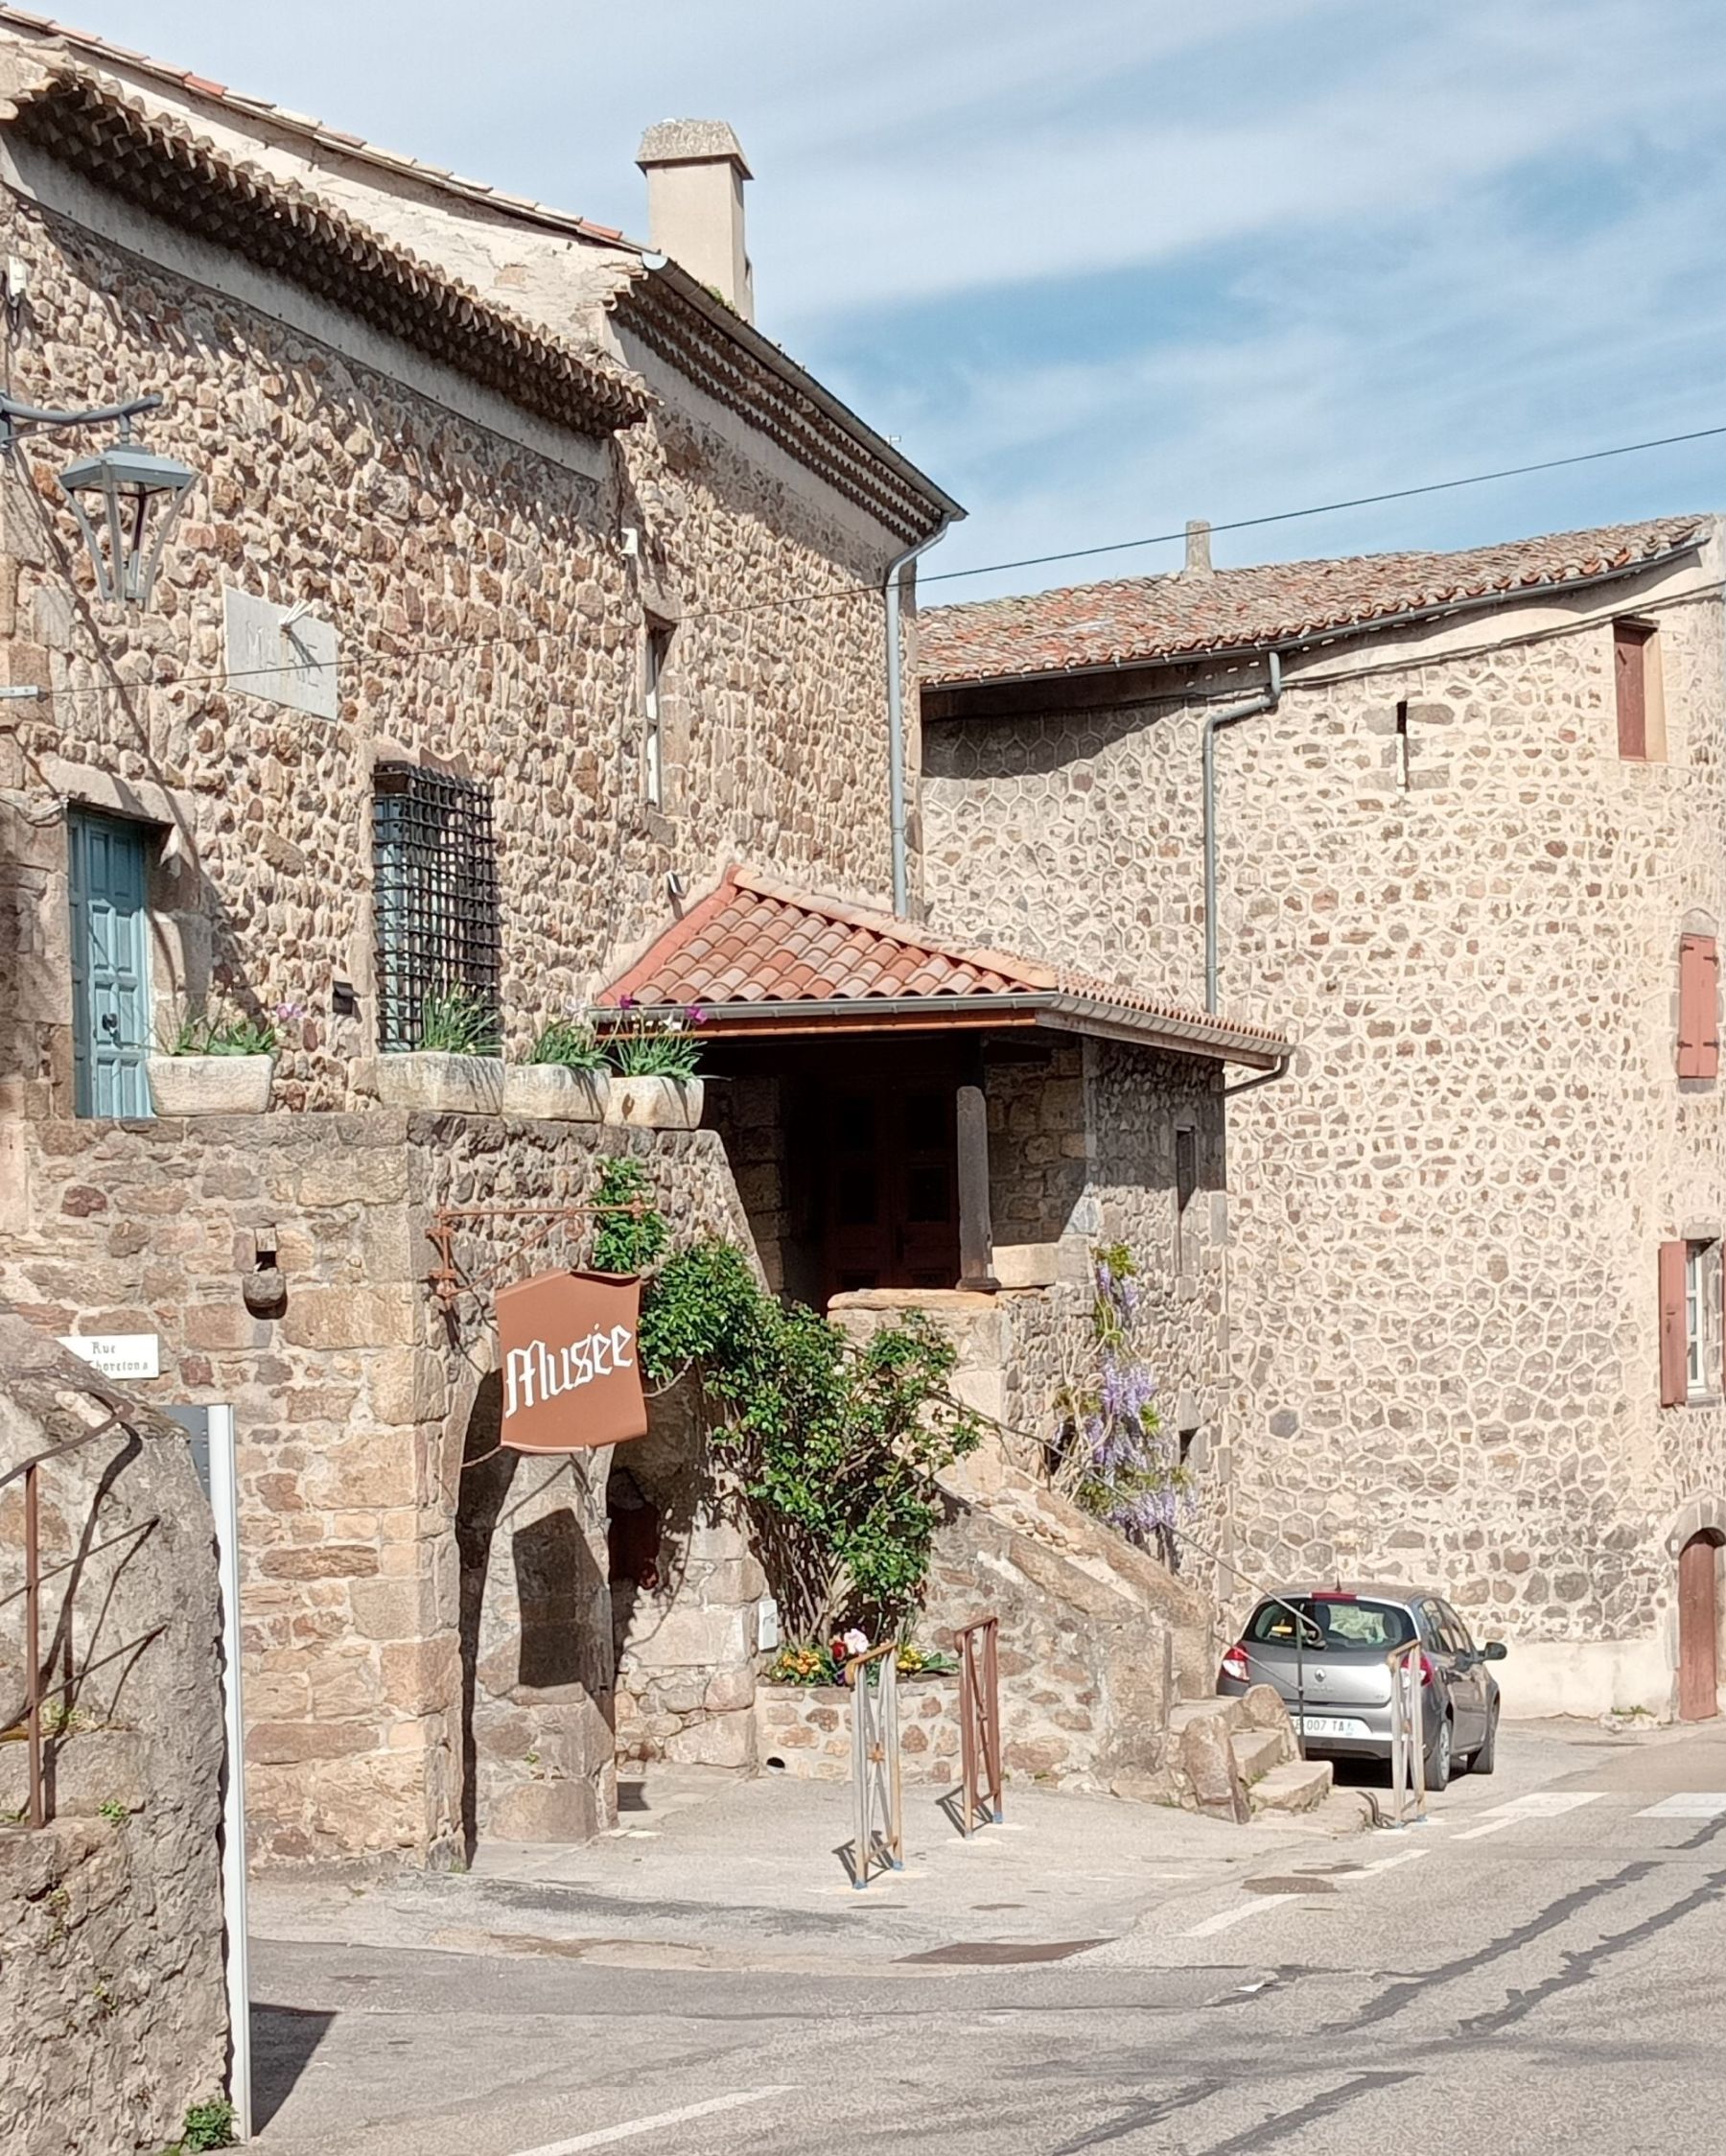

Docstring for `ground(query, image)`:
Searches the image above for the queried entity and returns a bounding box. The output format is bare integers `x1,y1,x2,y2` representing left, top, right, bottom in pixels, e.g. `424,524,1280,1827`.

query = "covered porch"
601,865,1290,1314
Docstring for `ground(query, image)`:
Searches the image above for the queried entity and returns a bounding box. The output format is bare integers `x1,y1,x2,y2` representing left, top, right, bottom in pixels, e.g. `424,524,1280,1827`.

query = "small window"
1686,1244,1714,1400
1678,934,1719,1079
643,621,672,808
1175,1123,1199,1274
1614,620,1664,761
372,762,501,1050
1662,1239,1720,1406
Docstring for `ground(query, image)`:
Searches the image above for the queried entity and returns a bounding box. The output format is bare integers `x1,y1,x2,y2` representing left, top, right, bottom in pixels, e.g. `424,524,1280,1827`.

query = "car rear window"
1247,1597,1416,1650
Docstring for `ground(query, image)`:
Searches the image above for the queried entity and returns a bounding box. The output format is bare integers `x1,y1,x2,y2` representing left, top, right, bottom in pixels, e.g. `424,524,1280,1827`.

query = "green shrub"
413,990,499,1056
530,1019,607,1072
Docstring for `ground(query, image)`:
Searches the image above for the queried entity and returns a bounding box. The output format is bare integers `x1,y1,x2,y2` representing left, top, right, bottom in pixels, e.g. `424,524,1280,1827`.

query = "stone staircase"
1166,1686,1333,1823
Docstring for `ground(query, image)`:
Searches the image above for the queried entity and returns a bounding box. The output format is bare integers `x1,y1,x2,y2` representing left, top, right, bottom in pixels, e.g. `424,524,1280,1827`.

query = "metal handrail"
2,1412,135,1831
954,1616,1002,1835
848,1643,903,1888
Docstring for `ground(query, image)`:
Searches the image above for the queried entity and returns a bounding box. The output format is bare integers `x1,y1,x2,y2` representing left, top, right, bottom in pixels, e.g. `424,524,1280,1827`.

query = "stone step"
1168,1695,1245,1738
1248,1757,1334,1816
1230,1725,1290,1784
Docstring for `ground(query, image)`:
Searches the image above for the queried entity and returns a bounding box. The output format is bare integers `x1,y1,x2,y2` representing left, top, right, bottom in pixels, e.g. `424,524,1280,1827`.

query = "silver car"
1217,1584,1506,1790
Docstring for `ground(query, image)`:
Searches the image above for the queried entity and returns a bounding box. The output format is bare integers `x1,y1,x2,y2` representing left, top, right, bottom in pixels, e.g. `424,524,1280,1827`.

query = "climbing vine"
1053,1241,1188,1559
592,1160,984,1639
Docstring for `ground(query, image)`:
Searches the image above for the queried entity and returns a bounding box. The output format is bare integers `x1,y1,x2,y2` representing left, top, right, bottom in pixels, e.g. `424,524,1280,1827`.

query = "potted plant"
503,1019,612,1122
600,998,706,1130
147,1003,278,1114
354,989,504,1113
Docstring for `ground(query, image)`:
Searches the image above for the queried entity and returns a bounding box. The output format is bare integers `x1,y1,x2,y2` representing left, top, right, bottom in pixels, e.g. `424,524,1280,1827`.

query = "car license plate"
1297,1715,1369,1738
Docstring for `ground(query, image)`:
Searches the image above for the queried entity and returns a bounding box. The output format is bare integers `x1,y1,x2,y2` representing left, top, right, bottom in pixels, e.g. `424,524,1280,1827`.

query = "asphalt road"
248,1721,1726,2156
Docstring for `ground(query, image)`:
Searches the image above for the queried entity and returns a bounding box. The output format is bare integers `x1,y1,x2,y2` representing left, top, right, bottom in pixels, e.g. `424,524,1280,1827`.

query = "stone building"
920,514,1726,1722
0,21,1289,1862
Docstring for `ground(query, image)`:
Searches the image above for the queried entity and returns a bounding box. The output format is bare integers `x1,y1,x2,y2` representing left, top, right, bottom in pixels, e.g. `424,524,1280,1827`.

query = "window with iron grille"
371,762,501,1050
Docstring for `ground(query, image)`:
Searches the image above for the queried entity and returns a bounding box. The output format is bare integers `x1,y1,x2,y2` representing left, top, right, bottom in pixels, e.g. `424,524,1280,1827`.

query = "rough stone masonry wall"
923,554,1726,1713
0,1315,227,2156
0,180,902,1118
0,1109,757,1863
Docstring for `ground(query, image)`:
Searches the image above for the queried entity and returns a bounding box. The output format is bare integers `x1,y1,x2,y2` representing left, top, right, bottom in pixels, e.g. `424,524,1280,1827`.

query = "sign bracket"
427,1201,647,1311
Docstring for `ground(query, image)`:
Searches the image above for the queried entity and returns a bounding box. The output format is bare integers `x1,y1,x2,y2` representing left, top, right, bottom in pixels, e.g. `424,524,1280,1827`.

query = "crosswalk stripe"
1486,1792,1603,1817
1636,1793,1726,1818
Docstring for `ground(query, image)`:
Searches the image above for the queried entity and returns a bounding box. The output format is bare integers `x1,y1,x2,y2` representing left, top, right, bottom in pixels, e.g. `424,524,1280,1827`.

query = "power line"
10,415,1722,711
918,421,1726,588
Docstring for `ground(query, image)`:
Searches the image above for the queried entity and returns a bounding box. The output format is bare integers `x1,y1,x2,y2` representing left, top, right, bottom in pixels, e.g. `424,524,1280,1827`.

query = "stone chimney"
636,121,754,321
1183,519,1214,578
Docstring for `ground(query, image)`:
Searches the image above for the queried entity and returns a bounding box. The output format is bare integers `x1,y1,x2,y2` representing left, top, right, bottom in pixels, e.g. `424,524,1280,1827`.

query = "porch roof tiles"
598,866,1292,1068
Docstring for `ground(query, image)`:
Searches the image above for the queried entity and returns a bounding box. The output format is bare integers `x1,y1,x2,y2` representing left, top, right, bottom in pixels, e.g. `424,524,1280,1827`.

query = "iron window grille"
372,762,501,1050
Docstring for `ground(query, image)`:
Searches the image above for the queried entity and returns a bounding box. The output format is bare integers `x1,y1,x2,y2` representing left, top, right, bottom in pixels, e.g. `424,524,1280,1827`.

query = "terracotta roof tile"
918,517,1707,686
598,866,1291,1065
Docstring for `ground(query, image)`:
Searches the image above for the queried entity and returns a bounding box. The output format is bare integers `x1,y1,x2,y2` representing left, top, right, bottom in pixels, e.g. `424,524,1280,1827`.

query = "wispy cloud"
64,0,1726,592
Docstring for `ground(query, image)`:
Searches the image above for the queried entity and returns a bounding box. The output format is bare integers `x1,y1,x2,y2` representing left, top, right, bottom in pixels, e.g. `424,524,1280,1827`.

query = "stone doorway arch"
454,1371,616,1863
1668,1499,1726,1724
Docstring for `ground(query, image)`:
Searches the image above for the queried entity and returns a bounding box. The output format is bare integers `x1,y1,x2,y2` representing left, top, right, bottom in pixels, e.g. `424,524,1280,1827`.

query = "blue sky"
65,0,1726,598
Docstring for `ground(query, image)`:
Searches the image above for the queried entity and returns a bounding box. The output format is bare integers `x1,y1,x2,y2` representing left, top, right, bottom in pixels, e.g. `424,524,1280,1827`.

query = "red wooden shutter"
1615,623,1649,760
1660,1241,1689,1407
1678,935,1720,1079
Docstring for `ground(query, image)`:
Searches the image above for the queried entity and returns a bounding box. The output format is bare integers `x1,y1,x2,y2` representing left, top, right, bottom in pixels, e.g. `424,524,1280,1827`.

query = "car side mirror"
1482,1640,1508,1661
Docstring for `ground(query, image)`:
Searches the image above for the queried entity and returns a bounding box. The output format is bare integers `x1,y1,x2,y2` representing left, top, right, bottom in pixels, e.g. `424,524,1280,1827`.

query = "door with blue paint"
68,809,152,1117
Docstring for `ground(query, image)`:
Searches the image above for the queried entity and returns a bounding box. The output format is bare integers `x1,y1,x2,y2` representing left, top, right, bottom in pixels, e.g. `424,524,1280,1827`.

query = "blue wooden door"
68,810,152,1117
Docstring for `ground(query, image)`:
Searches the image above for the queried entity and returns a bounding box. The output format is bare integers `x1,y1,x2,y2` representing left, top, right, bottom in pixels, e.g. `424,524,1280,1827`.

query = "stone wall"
0,166,908,1120
923,549,1726,1713
0,1315,227,2156
0,1109,758,1863
610,1375,768,1774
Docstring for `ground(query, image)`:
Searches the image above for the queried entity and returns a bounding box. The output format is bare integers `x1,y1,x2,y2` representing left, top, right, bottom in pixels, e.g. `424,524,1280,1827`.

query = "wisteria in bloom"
1055,1243,1189,1560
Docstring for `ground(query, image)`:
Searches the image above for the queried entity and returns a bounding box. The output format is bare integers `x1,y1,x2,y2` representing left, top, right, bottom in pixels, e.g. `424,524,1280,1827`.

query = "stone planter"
756,1675,959,1782
501,1064,611,1122
605,1073,704,1130
352,1052,504,1114
146,1052,274,1115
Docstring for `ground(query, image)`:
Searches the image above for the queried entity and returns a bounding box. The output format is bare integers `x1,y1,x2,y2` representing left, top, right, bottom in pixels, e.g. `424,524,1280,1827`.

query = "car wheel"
1469,1704,1499,1777
1426,1713,1453,1793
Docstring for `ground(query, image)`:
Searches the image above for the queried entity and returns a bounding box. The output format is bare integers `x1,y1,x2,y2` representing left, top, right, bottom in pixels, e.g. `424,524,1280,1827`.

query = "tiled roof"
7,62,650,437
918,517,1707,687
0,7,639,245
0,11,962,540
598,867,1291,1066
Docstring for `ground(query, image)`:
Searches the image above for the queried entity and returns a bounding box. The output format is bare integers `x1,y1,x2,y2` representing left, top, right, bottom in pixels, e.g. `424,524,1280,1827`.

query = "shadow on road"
251,2003,336,2130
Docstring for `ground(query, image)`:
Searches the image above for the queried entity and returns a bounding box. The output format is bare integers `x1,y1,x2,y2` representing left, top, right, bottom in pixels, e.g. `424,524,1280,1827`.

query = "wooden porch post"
956,1069,998,1292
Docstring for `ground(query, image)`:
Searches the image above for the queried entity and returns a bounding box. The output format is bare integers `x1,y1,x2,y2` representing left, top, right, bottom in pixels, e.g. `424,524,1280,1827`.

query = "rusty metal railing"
0,1413,151,1832
954,1616,1003,1835
1386,1640,1429,1827
848,1642,902,1887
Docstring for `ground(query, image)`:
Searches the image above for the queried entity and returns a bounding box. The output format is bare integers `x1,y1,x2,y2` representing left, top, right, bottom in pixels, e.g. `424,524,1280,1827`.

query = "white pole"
206,1407,252,2141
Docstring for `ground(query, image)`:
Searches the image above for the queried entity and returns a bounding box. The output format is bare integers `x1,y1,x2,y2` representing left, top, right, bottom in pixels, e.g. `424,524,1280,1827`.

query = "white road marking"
510,2087,792,2155
1185,1897,1297,1937
1357,1848,1430,1873
1454,1818,1518,1842
1490,1791,1603,1817
1637,1793,1726,1819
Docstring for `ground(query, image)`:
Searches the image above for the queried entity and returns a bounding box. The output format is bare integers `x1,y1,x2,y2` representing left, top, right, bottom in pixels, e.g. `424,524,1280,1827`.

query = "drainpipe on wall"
1202,647,1282,1014
884,519,953,917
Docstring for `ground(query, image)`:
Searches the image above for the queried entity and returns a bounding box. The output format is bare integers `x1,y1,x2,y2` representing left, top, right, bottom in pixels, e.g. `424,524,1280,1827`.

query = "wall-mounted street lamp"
0,389,198,609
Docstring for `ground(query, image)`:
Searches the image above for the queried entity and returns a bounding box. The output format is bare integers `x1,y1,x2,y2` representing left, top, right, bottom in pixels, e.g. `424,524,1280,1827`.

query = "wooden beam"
956,1081,998,1292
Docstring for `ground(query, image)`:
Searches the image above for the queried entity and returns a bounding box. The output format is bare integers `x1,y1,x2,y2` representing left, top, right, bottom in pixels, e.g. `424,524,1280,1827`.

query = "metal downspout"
1202,648,1282,1014
885,519,953,917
